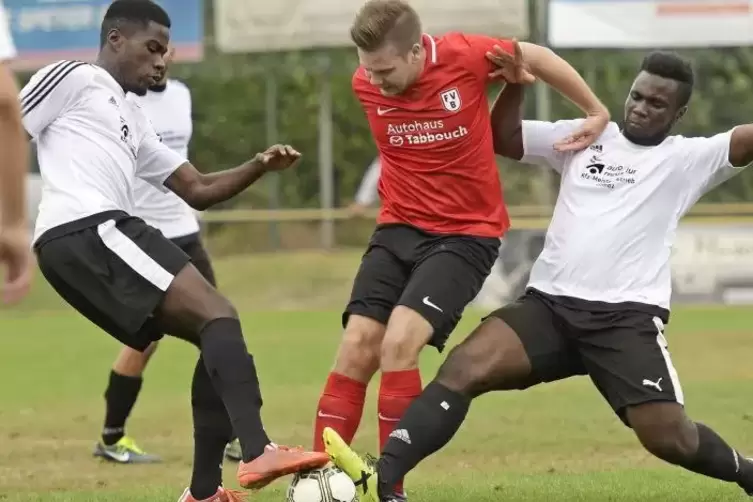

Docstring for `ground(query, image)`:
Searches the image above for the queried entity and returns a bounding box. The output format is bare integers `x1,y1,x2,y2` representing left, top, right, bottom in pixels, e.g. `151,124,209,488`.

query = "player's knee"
379,333,422,371
435,342,489,397
334,315,384,380
160,265,239,342
436,317,531,397
380,306,433,371
627,402,696,463
199,291,238,323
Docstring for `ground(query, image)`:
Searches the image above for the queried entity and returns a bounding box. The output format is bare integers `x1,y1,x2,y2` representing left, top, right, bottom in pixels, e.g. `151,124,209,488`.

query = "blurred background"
11,0,753,310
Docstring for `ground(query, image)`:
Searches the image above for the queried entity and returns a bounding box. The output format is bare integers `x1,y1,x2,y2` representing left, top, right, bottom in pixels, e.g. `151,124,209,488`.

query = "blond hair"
350,0,422,53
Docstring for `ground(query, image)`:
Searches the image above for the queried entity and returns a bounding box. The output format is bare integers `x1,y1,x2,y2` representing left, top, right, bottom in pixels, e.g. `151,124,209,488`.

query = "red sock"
378,369,422,495
313,372,367,452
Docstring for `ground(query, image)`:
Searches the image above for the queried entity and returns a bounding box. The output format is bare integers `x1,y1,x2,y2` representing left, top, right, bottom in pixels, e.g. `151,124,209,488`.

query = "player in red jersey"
311,2,608,499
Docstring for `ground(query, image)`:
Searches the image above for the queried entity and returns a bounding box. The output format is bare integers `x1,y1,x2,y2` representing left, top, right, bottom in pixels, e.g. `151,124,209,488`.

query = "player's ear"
410,43,420,61
107,28,125,51
674,105,687,123
166,45,176,64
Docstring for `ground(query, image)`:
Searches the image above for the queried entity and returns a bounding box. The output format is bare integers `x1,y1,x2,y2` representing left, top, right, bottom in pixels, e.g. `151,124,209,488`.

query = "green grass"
1,251,753,501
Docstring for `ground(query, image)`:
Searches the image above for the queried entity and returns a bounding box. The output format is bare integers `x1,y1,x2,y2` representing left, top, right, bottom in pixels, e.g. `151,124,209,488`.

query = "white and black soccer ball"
287,464,357,502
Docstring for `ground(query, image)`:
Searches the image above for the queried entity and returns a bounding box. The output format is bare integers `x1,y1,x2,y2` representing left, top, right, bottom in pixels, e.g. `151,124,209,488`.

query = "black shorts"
487,289,682,425
344,224,500,351
170,233,216,287
34,211,191,351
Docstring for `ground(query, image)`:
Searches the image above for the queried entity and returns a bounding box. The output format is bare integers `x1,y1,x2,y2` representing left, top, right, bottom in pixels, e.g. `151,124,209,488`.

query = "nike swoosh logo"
318,410,346,420
378,413,400,422
377,107,398,116
105,450,130,462
422,296,443,312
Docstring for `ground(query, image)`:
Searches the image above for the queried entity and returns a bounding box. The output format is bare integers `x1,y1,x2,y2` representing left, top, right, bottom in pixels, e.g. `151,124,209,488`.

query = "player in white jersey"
22,2,329,501
0,0,32,306
93,47,242,465
323,51,753,501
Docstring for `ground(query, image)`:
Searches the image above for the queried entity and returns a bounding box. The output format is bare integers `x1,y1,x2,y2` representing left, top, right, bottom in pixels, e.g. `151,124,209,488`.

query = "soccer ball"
287,464,357,502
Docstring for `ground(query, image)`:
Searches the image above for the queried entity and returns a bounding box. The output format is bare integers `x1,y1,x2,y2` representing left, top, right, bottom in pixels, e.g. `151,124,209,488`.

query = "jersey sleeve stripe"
21,60,86,116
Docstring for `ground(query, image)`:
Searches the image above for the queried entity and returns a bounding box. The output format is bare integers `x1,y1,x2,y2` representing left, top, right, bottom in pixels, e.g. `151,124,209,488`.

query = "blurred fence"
197,203,753,253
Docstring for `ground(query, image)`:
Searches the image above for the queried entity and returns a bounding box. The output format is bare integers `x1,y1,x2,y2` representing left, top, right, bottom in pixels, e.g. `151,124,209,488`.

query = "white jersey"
522,120,744,310
131,80,199,239
21,61,186,244
0,1,15,61
354,158,381,206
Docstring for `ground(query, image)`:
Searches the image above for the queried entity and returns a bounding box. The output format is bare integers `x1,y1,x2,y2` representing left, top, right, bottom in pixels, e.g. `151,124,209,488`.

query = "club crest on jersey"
439,88,461,112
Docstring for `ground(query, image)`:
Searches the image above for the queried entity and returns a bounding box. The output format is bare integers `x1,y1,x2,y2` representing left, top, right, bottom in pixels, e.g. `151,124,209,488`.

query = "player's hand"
347,202,369,218
553,111,610,152
254,144,301,172
486,39,536,84
0,223,32,305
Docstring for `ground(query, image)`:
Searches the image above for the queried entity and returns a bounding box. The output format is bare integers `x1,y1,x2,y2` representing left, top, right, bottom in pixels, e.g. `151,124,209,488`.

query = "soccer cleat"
322,427,380,502
224,438,242,462
236,444,330,489
364,454,407,502
93,436,161,464
177,487,246,502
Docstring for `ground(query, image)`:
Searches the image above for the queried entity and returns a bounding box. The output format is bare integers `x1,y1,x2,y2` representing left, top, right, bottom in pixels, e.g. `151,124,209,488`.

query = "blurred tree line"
20,46,753,210
174,46,753,208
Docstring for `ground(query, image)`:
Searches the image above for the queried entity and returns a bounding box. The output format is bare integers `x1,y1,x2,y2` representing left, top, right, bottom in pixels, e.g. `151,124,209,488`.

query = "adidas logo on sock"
389,429,411,444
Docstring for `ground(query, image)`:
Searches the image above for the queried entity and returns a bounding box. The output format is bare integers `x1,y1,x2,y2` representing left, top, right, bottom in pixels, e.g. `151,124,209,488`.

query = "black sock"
102,370,143,446
199,318,270,462
683,423,745,483
377,381,471,497
190,357,233,500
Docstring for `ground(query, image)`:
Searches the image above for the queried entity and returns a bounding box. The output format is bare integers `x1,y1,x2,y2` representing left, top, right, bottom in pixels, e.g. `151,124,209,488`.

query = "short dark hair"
350,0,422,53
639,51,694,107
100,0,171,47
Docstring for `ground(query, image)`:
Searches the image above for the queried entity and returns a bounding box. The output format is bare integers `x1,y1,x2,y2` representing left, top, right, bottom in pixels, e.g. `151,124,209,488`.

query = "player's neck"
95,56,128,95
620,128,668,147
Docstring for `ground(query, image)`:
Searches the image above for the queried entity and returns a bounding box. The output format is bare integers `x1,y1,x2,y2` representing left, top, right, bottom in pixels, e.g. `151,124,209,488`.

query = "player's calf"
98,344,162,462
377,307,432,497
159,264,328,488
375,317,534,496
626,402,753,494
313,315,382,451
190,357,234,500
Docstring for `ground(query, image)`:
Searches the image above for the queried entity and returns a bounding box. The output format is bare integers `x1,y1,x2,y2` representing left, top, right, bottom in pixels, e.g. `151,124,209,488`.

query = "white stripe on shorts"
97,219,174,291
652,316,684,406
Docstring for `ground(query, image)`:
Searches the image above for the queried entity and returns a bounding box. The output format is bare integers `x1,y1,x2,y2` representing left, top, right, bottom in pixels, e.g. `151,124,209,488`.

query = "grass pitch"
1,251,752,501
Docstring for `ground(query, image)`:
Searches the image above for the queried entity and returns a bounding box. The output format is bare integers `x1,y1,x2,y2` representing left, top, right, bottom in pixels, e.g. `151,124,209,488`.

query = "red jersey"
353,33,514,238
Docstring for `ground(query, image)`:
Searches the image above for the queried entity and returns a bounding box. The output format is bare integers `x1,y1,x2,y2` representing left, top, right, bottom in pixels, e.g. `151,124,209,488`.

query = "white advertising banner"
214,0,528,53
549,0,753,48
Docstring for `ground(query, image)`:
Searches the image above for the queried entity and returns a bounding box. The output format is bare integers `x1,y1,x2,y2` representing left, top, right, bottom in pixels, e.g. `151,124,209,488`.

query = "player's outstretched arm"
728,125,753,167
675,125,753,208
164,144,301,210
489,83,525,160
0,63,29,230
517,42,607,118
0,60,32,304
487,41,609,152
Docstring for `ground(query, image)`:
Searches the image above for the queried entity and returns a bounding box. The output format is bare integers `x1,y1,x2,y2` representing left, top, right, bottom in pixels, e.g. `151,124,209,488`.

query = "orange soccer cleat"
237,444,330,489
177,487,246,502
